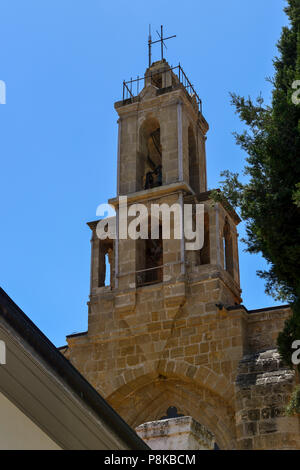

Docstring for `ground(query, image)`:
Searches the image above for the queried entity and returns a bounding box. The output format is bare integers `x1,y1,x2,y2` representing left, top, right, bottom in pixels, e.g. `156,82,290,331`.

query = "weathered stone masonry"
62,60,300,449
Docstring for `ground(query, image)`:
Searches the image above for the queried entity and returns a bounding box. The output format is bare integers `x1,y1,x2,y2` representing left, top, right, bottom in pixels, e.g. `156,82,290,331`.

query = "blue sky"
0,0,288,346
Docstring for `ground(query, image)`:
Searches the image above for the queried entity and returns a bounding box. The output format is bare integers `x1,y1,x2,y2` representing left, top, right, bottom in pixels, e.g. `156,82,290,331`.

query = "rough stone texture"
136,416,215,450
235,349,300,449
63,60,300,450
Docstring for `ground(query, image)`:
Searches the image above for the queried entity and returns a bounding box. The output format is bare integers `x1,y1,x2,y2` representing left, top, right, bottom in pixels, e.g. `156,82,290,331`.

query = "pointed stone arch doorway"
106,373,236,450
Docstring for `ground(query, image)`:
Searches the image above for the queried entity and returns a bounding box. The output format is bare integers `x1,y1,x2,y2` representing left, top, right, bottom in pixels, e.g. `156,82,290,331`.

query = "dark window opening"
223,218,234,277
151,72,162,89
138,118,162,192
160,406,184,420
136,219,163,287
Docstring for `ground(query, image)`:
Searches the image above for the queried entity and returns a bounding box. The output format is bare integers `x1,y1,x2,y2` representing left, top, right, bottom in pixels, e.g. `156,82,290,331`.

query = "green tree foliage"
286,385,300,415
213,0,300,370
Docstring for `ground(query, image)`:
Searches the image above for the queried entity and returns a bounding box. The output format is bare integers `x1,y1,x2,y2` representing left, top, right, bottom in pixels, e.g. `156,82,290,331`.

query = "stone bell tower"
112,58,241,301
63,57,299,450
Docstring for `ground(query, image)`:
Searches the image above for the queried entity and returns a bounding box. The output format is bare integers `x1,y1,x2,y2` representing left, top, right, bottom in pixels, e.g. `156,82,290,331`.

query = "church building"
62,54,300,450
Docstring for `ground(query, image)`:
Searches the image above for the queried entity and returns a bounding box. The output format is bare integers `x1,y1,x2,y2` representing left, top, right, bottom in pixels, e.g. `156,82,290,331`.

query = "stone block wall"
136,416,215,450
62,58,299,449
246,307,290,353
235,350,300,449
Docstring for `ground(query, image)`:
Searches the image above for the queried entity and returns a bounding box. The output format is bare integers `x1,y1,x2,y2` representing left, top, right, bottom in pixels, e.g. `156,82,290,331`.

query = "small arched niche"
137,117,162,192
188,125,199,194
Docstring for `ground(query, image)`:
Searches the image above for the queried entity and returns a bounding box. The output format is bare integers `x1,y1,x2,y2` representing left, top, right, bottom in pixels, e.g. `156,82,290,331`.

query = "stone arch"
107,372,236,449
137,116,162,191
106,366,236,449
156,360,234,402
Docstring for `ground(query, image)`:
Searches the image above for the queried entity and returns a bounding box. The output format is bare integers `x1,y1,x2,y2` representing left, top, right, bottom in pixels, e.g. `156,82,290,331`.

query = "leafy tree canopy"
212,0,300,369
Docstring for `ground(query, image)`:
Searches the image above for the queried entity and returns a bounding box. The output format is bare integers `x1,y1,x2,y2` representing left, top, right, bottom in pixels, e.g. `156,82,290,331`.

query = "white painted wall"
0,391,61,450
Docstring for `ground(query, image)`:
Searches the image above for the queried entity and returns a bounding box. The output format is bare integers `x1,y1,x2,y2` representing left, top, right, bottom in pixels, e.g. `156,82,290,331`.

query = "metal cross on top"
148,25,176,68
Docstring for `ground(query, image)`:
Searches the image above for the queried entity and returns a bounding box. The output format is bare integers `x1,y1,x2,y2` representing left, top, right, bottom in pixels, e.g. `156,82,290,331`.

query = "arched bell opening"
136,215,163,287
137,117,162,192
107,375,235,450
98,239,114,288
